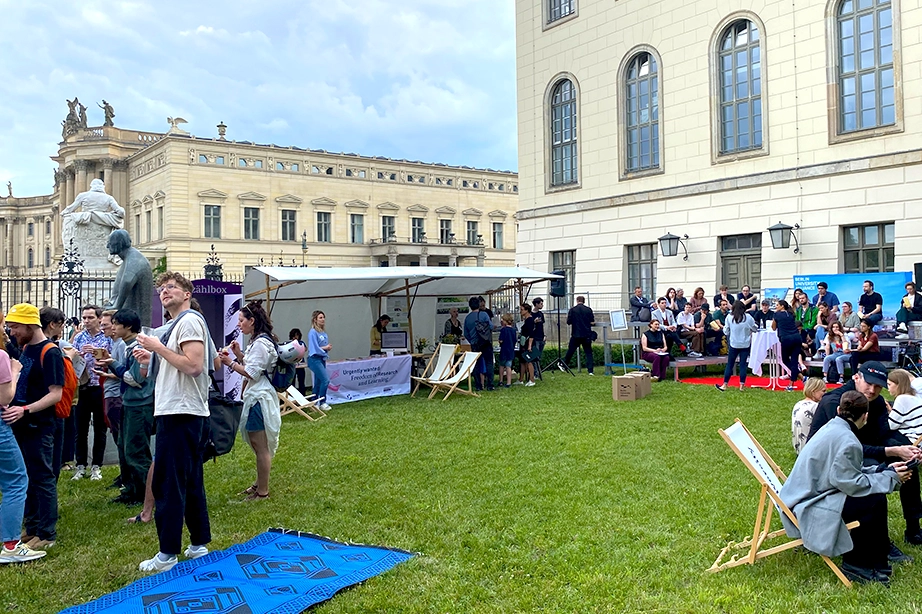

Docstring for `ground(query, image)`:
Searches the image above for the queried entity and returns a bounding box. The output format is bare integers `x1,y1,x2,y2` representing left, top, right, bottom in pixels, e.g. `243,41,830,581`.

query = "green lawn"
3,373,919,612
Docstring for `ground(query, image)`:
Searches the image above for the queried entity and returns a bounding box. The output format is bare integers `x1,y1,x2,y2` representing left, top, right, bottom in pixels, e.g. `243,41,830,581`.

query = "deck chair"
709,419,859,587
411,344,458,397
277,386,327,421
428,351,482,401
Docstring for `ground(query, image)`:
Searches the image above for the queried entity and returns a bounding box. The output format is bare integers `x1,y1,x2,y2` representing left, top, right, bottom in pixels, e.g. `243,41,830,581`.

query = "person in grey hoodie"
716,300,758,391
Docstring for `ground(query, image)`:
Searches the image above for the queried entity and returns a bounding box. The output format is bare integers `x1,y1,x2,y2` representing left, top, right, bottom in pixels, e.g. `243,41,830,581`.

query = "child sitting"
498,313,516,388
792,377,826,454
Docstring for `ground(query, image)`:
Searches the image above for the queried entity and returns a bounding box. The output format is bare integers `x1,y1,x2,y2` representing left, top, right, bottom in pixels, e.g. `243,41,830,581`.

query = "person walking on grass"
220,301,280,501
0,322,46,563
133,272,213,572
307,311,333,411
498,314,516,388
4,303,64,551
715,301,758,392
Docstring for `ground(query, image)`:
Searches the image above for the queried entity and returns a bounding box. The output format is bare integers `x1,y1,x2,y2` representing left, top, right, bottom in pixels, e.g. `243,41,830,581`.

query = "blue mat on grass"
60,528,414,614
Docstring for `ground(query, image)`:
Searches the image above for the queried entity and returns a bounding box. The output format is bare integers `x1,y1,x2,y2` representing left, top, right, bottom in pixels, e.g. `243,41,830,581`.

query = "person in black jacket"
896,282,922,335
629,287,652,322
807,361,922,546
562,296,595,375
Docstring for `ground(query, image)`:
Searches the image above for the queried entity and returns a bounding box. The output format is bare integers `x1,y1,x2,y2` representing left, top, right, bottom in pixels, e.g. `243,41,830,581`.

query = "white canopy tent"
242,266,561,358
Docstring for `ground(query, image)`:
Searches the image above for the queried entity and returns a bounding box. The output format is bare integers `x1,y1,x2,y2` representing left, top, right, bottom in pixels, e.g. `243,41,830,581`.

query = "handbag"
475,312,492,343
203,374,244,463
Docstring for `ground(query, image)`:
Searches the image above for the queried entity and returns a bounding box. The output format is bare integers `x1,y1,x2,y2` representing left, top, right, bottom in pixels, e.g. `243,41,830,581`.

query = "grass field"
4,372,922,613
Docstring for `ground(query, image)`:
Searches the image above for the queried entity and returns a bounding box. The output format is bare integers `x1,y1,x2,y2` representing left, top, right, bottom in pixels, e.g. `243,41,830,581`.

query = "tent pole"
517,278,524,309
265,274,273,315
404,279,415,352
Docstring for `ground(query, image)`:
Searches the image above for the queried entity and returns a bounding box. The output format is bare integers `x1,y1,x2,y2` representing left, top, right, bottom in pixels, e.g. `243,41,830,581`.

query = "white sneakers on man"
524,381,536,387
320,403,332,411
139,553,178,573
89,465,102,481
0,542,46,564
71,465,85,480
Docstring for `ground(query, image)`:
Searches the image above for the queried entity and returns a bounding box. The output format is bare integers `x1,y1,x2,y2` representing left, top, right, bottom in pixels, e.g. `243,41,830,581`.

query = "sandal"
244,492,269,502
238,483,258,497
61,464,75,473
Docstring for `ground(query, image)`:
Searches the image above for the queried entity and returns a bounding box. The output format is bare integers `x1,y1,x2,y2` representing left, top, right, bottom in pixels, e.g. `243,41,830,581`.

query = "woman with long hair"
847,319,880,375
219,301,281,501
773,299,802,390
641,319,670,382
888,369,922,444
689,287,707,312
716,300,758,391
822,321,849,383
665,287,678,315
369,314,391,356
307,311,332,411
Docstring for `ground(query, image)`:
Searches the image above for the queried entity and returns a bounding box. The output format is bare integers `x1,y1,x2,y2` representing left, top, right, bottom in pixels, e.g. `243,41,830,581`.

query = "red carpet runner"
681,375,844,391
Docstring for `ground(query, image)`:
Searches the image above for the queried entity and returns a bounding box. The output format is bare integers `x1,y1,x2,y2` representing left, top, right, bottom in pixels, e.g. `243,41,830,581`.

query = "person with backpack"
39,308,82,482
3,303,64,551
219,301,280,502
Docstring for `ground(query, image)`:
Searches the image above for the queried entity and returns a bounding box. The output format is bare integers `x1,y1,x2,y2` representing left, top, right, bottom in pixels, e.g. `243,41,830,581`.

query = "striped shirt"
888,393,922,444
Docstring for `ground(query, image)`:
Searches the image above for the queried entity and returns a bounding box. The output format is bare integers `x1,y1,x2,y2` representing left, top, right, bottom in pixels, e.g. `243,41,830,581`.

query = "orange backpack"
40,343,77,419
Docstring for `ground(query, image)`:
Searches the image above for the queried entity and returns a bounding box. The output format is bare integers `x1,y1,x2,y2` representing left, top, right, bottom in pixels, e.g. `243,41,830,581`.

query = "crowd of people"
0,272,296,571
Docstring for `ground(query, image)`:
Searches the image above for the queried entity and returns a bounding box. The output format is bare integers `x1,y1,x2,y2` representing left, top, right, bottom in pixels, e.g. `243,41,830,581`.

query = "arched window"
836,0,894,133
549,79,578,187
624,52,660,172
718,20,762,153
27,248,34,269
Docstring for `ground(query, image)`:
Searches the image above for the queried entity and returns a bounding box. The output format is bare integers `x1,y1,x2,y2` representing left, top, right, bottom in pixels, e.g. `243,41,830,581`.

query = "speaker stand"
545,295,574,376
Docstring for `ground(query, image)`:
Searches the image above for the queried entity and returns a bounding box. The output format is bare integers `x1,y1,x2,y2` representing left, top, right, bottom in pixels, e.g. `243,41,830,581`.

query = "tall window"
27,222,34,237
625,52,660,172
718,20,762,153
204,205,221,239
381,215,396,241
134,214,141,242
281,210,297,241
548,0,574,23
550,79,578,187
27,248,33,269
837,0,895,133
45,220,51,234
492,222,504,250
44,247,51,268
145,210,152,243
466,221,479,245
316,212,331,243
844,222,894,273
244,207,260,240
439,219,453,244
627,244,657,298
157,206,164,240
411,217,425,243
350,214,364,244
551,250,576,302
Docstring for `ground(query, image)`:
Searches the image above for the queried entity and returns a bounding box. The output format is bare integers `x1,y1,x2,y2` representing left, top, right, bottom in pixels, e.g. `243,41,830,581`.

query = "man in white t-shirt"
133,272,213,572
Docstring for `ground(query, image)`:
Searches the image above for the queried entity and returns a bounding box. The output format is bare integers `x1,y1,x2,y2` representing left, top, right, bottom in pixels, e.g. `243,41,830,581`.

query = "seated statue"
105,230,154,327
62,179,125,264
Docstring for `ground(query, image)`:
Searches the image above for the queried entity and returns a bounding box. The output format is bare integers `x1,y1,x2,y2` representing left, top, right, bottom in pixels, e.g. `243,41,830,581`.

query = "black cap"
859,361,888,387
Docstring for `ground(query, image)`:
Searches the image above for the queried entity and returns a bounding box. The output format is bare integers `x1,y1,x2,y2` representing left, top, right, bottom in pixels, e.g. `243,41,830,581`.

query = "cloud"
0,0,517,195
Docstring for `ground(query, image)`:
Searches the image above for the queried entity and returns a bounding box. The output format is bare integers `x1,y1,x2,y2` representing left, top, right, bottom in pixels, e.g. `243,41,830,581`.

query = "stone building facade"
2,120,519,277
515,0,922,302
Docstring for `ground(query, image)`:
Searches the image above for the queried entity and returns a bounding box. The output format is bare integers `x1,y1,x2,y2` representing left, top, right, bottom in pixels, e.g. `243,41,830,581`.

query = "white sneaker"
896,334,910,340
524,381,536,387
898,323,908,333
687,351,702,358
71,465,86,480
184,545,209,559
587,373,595,376
89,466,102,481
0,542,46,564
319,403,332,411
139,552,178,573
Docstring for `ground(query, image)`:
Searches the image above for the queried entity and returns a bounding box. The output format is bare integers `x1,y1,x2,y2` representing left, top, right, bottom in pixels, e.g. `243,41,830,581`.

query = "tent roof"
243,266,561,300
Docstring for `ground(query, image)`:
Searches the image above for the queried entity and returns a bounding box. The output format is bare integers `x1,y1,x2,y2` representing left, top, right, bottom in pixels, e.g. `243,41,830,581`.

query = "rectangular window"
157,206,164,240
548,0,575,24
134,214,141,242
381,216,396,241
204,205,221,239
145,210,151,243
551,250,576,302
244,207,260,240
440,219,453,244
843,222,895,273
27,223,33,236
411,217,425,243
492,222,504,249
316,212,331,243
627,244,657,298
466,221,479,245
350,214,364,244
281,210,297,242
45,220,51,234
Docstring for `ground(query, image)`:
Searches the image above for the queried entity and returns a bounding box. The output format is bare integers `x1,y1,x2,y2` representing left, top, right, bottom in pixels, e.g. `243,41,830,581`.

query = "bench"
640,355,729,382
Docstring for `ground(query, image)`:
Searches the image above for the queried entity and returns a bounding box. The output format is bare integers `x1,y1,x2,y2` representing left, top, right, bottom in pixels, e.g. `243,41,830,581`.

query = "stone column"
113,160,129,211
387,245,398,267
419,247,429,267
102,158,114,191
0,218,7,268
65,167,75,206
74,160,89,194
449,247,458,267
476,248,485,267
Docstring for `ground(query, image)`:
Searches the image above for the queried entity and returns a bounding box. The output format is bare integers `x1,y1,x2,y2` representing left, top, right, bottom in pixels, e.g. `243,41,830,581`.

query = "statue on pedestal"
105,230,154,327
62,179,125,268
98,100,115,127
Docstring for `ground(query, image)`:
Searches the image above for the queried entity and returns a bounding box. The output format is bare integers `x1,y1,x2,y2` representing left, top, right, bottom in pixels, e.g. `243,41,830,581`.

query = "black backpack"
204,374,243,462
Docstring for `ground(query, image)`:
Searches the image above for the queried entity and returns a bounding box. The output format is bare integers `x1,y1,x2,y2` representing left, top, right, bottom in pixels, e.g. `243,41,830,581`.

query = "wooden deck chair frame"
411,344,458,397
709,419,859,587
428,351,482,401
278,386,327,421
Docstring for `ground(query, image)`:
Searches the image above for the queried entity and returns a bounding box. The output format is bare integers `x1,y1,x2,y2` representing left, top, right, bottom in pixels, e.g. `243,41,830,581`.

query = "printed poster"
325,355,412,404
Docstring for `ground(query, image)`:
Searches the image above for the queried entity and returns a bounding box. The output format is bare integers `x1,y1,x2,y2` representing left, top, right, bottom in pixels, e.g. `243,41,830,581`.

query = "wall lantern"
658,232,689,261
767,222,800,253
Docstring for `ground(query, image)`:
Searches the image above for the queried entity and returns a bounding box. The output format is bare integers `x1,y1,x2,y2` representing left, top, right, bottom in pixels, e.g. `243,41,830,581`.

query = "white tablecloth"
747,329,790,377
324,355,412,404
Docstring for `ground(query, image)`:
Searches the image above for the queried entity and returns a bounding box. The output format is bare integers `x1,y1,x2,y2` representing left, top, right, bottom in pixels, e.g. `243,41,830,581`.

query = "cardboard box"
612,376,639,401
627,371,652,398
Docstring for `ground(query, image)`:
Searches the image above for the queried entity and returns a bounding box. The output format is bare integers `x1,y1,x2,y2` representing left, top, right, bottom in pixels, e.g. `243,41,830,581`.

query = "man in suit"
562,296,596,376
629,287,652,322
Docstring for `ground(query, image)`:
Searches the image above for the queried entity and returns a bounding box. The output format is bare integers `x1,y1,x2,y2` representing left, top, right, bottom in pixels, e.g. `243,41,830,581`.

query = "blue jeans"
815,326,827,345
864,313,883,327
0,420,27,543
823,351,849,377
722,346,751,385
308,356,330,403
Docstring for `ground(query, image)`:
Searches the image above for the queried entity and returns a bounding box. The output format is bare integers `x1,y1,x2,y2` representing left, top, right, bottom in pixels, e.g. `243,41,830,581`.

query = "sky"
0,0,518,197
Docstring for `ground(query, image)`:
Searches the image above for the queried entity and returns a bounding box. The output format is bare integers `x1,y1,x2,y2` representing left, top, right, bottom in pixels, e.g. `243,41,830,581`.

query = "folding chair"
709,419,859,587
428,351,482,401
277,386,327,421
411,343,458,397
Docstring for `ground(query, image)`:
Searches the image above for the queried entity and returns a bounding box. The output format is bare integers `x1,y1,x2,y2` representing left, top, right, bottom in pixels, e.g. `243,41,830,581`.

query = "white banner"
325,355,412,404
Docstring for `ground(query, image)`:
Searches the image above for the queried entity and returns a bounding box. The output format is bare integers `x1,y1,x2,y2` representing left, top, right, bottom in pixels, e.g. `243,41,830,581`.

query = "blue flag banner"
792,272,912,319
